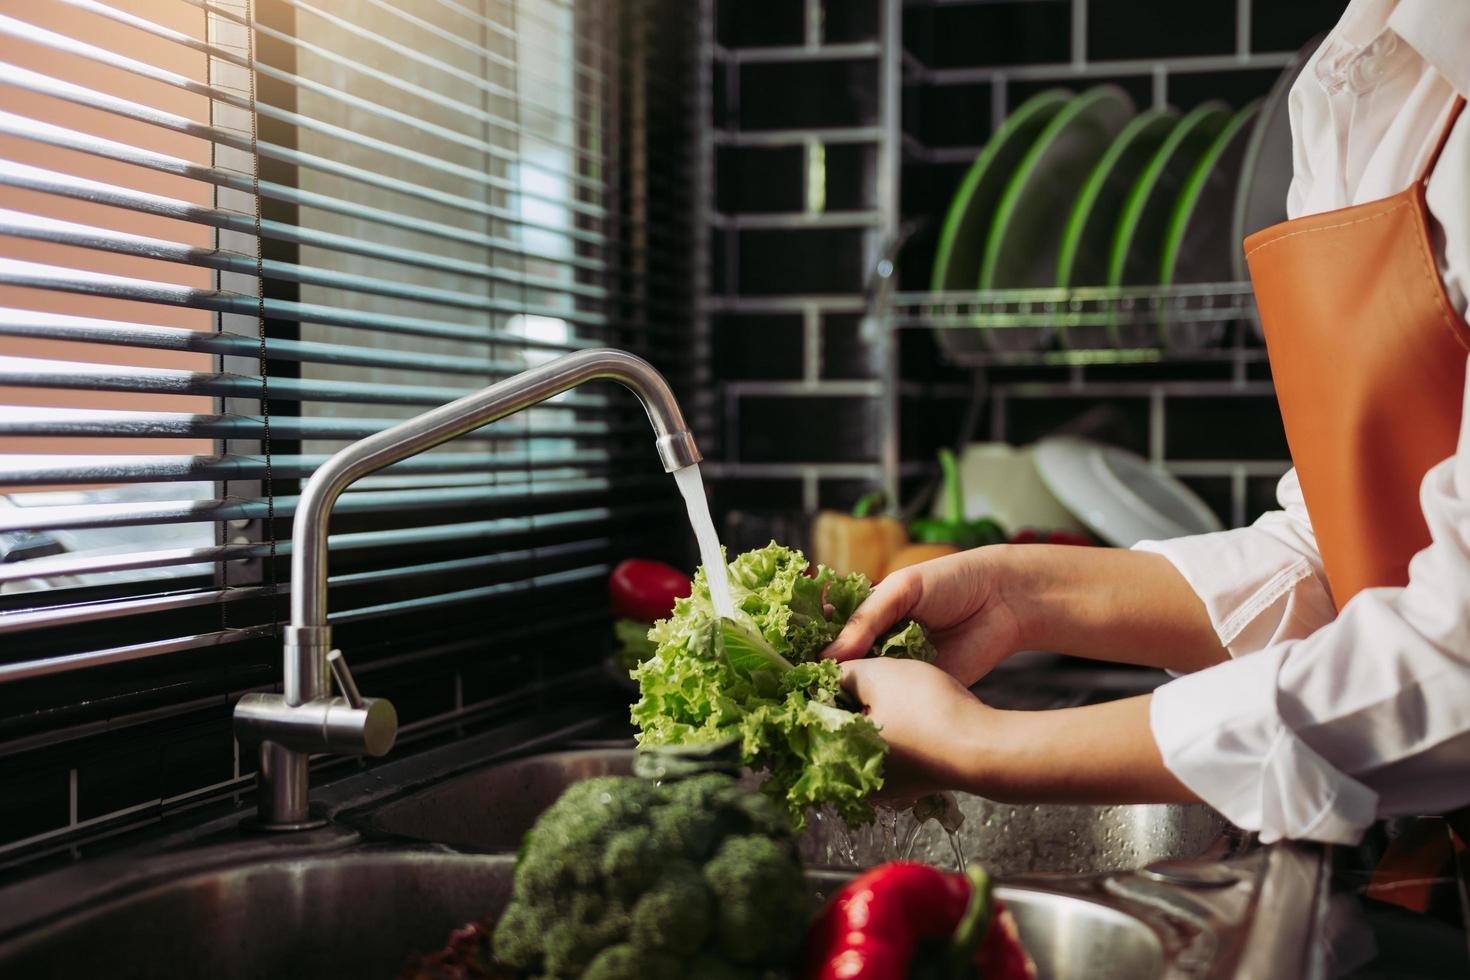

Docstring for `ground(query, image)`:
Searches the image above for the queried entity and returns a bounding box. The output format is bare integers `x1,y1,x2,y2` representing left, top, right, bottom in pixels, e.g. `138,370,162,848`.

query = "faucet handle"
327,649,364,709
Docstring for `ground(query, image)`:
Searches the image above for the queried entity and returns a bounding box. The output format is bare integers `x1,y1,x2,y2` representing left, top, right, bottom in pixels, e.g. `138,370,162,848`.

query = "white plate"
1033,436,1224,547
930,442,1088,536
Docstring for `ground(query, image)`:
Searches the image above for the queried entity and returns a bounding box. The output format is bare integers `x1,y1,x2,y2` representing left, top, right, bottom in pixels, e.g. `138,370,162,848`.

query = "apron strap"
1416,96,1466,184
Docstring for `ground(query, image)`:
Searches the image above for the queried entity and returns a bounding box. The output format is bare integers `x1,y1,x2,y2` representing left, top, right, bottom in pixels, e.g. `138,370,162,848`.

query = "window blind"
0,0,692,769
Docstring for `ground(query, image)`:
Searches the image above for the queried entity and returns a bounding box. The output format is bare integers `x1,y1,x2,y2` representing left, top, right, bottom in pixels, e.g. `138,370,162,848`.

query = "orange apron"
1245,98,1470,607
1245,98,1470,901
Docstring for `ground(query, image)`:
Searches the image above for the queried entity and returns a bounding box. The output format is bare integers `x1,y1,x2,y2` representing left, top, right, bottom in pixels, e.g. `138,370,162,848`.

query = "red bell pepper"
608,559,692,622
804,861,1035,980
1009,528,1094,547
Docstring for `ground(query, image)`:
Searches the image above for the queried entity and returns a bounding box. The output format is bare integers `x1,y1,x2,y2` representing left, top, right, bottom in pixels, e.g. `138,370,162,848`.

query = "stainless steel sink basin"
362,748,1234,876
0,848,513,980
0,849,1166,980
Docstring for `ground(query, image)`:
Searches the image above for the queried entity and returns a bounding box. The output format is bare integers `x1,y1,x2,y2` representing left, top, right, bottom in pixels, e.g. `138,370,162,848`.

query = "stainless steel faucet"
234,349,701,830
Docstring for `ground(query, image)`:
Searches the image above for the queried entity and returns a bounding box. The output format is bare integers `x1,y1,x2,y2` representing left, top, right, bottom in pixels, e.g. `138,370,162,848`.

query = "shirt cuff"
1135,528,1331,657
1151,650,1379,845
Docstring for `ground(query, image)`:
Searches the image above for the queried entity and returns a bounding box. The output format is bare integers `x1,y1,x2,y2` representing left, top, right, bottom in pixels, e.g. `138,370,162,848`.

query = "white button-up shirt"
1141,0,1470,844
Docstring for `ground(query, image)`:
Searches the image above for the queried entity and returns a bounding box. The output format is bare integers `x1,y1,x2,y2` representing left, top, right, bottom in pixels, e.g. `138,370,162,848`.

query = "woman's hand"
842,656,1199,806
825,548,1021,685
839,657,996,800
824,545,1228,680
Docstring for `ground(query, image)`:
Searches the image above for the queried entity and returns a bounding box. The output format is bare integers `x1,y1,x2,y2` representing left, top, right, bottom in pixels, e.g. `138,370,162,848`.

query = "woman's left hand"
842,656,1201,807
839,656,996,801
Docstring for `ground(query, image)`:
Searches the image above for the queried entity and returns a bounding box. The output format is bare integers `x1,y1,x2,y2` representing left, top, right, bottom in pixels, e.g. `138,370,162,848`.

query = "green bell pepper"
909,448,1008,549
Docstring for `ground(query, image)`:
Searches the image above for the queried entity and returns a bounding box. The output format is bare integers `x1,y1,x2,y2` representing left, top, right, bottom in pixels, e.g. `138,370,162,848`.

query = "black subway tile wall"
912,83,993,149
717,147,806,213
738,61,880,130
824,0,880,44
908,1,1071,69
824,144,878,211
1164,398,1291,461
1167,68,1285,111
822,315,880,379
704,0,1346,540
716,0,804,48
738,398,881,463
1251,0,1345,53
738,229,869,294
1087,0,1236,60
714,315,806,379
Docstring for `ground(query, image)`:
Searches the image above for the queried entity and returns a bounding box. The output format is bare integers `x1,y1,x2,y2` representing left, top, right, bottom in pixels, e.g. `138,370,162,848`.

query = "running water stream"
675,466,973,869
673,463,735,620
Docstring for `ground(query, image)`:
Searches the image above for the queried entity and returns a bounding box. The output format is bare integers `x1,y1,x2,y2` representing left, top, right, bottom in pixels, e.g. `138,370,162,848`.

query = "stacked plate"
930,38,1318,354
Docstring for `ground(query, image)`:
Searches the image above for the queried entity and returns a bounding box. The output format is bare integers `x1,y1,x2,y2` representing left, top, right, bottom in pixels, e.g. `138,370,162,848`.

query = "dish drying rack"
885,281,1263,367
867,235,1282,525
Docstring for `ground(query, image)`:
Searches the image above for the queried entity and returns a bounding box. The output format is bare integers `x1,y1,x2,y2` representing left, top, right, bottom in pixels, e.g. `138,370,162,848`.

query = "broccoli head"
629,861,710,954
703,835,808,965
493,771,807,977
581,943,682,980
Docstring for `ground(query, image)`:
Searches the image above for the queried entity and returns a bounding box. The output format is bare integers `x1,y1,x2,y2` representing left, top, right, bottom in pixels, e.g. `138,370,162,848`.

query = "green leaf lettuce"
630,541,936,828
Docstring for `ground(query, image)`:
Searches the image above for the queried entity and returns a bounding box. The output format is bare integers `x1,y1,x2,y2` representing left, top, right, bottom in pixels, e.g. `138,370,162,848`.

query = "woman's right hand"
823,547,1022,685
823,543,1228,680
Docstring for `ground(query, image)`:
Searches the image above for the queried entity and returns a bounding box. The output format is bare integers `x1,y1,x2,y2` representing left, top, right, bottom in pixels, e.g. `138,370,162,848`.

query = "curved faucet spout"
291,348,698,636
238,348,699,829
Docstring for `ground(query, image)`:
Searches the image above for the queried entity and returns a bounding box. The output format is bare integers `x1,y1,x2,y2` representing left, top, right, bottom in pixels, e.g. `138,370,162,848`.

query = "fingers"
838,660,865,708
822,569,923,662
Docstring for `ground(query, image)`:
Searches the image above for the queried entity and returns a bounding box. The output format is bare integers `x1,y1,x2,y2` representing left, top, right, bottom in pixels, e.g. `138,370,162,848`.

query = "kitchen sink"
0,723,1319,980
359,747,1236,876
0,848,1166,980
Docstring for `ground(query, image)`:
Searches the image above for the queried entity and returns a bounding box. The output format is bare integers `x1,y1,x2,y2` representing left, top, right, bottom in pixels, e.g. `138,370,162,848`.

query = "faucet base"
239,813,329,833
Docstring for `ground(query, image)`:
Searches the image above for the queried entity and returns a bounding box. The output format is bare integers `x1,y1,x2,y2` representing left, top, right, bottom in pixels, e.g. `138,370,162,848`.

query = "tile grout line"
803,304,822,382
1071,0,1087,68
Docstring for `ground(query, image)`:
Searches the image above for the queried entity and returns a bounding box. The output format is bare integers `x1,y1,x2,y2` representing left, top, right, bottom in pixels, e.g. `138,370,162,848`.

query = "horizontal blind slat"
0,503,665,585
58,0,609,178
0,211,607,323
0,258,606,344
0,110,609,273
330,563,607,627
0,64,609,244
0,354,617,408
0,160,609,300
0,562,607,678
0,449,614,485
186,0,601,155
0,16,610,212
0,405,635,441
0,309,559,378
0,476,665,532
0,627,273,683
278,0,589,120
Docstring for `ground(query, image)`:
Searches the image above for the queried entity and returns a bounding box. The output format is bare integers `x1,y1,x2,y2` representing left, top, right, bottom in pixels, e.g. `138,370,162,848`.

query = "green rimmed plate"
978,85,1136,352
1158,100,1261,349
1106,101,1231,348
929,88,1072,359
1055,108,1179,349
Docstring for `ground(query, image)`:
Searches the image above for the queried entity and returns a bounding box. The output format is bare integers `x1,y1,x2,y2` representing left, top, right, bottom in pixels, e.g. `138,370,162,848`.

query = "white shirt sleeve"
1133,470,1338,659
1152,392,1470,843
1148,92,1470,845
